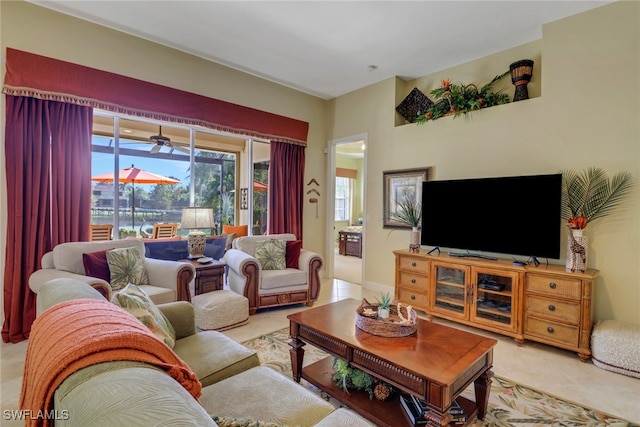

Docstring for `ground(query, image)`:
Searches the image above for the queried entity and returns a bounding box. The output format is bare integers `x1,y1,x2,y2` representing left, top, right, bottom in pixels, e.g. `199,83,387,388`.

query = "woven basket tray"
355,299,417,338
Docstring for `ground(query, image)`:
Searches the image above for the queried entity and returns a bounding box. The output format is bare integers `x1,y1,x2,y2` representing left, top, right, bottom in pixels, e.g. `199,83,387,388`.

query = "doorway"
326,134,367,285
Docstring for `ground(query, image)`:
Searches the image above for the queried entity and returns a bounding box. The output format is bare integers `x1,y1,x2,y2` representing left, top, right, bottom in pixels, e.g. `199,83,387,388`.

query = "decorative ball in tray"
355,298,417,337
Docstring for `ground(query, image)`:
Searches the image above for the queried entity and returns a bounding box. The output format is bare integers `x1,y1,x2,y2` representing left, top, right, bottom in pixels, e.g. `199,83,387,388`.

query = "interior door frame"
325,133,368,282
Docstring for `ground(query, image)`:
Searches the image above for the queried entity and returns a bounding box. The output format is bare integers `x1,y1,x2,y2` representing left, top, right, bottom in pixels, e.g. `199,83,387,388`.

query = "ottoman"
192,290,249,331
591,320,640,378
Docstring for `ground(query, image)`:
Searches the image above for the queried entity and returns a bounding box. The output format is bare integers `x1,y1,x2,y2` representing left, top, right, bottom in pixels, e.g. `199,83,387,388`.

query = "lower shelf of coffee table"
302,357,478,427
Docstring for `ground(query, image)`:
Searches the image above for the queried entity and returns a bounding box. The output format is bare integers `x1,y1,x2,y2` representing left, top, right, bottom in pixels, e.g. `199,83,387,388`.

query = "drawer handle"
547,326,555,334
411,262,417,267
548,305,556,312
411,278,416,284
411,295,416,300
549,282,557,289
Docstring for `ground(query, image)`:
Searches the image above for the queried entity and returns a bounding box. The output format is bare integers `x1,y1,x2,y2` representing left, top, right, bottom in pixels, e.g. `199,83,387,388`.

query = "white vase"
378,308,390,319
409,227,420,253
566,228,588,272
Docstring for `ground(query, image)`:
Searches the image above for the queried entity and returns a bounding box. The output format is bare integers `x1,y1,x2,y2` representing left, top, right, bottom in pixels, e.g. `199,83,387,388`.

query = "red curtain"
2,97,92,343
268,141,305,239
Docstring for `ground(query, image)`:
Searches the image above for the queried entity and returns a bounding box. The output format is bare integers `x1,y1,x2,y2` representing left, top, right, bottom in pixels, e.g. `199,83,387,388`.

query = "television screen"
421,173,562,259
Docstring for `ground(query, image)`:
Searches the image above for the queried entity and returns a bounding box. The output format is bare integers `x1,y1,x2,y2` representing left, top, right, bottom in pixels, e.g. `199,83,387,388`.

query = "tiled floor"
2,278,639,425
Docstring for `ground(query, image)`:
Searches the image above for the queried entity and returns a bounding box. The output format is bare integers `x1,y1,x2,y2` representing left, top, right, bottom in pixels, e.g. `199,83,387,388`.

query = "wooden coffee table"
287,299,497,426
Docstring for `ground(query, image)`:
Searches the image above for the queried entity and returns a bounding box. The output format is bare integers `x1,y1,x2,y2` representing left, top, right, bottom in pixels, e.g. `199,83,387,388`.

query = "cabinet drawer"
399,271,429,290
525,295,580,324
525,316,579,347
526,274,582,300
397,287,428,308
398,256,429,274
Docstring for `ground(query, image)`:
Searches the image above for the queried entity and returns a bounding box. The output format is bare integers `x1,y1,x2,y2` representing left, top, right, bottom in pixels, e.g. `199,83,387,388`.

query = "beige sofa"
29,279,373,427
224,233,323,314
28,239,195,303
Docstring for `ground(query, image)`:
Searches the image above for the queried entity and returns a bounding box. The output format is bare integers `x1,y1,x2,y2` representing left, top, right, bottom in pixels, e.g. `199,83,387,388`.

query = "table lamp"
181,207,214,259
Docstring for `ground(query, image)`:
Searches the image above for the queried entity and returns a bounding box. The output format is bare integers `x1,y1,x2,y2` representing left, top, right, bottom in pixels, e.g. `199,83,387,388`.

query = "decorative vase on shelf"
510,59,534,101
409,227,420,253
566,228,588,273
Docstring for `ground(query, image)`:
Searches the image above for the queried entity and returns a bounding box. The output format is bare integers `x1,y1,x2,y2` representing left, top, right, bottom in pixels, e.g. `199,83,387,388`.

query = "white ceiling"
29,0,611,100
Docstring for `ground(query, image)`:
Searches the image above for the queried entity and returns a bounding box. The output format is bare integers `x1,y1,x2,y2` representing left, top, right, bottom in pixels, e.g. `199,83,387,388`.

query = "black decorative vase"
510,59,534,102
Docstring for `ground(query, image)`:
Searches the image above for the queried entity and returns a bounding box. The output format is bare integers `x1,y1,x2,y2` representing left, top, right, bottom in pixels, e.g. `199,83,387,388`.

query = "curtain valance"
2,48,308,146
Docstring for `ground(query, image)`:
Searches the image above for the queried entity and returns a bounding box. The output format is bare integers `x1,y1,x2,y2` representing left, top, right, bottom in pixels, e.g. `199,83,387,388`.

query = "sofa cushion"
313,408,375,426
261,269,307,290
106,247,150,291
36,279,106,316
138,285,176,305
199,366,334,425
255,239,286,270
82,249,112,282
172,330,260,387
52,239,146,275
234,233,297,258
112,284,176,348
285,240,302,269
54,364,215,427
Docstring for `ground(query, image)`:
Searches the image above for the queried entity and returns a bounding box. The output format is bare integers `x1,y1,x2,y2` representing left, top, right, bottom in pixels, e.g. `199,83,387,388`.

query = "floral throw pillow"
255,239,286,270
106,247,150,291
112,283,176,348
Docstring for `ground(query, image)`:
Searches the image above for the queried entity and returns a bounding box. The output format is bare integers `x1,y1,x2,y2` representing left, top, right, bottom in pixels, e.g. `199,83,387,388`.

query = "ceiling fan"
149,126,190,154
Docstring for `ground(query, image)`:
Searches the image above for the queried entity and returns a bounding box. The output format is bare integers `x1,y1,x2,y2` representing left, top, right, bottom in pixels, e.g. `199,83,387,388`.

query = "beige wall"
329,1,639,324
2,1,639,325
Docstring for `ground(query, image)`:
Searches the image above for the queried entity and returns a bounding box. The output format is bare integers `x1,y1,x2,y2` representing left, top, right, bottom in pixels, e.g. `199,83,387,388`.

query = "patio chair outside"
89,224,113,241
152,223,178,239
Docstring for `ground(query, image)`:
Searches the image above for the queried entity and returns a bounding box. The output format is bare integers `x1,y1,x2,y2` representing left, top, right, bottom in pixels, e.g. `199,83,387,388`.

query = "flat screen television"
421,173,562,259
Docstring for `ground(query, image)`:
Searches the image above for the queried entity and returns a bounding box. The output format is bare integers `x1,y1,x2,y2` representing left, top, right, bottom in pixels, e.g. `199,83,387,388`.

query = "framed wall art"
383,167,431,229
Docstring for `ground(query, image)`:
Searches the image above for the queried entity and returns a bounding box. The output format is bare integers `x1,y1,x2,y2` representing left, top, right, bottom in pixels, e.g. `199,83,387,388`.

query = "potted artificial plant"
561,167,633,272
390,195,422,252
377,292,392,319
562,167,633,230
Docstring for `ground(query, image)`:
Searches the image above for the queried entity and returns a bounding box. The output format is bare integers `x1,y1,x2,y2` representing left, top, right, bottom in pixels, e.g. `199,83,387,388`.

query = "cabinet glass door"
431,263,468,319
471,269,518,331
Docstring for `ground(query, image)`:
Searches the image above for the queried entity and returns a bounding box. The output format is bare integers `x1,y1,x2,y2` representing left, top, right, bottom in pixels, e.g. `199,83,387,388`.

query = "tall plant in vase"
561,167,633,272
390,195,422,253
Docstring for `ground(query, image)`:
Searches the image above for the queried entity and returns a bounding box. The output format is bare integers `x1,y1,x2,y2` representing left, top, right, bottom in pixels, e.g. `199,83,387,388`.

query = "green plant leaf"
561,167,634,223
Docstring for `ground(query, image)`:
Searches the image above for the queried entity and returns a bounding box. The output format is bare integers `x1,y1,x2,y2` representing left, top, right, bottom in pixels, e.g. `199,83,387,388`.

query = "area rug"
243,329,638,427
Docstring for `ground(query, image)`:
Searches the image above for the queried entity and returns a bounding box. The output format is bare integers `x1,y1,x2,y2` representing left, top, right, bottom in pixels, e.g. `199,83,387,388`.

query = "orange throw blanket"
20,298,202,427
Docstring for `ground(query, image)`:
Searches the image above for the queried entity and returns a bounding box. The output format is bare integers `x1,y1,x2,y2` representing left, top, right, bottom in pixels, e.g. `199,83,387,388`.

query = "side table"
179,259,226,295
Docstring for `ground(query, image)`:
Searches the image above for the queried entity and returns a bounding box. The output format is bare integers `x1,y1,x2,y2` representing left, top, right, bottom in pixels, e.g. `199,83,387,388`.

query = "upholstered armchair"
29,239,195,303
223,233,323,314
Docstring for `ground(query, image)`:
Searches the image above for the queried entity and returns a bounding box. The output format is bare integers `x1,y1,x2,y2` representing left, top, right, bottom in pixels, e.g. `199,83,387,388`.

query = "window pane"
192,134,236,235
335,177,350,222
253,141,270,235
91,116,236,239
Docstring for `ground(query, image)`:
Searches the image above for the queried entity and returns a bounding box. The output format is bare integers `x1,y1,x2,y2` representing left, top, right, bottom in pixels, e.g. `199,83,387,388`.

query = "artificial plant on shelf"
332,358,392,401
415,71,510,124
561,167,633,230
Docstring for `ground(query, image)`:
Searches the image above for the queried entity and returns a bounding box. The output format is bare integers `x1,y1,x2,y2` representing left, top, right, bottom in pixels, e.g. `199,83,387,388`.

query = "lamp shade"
181,207,214,230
